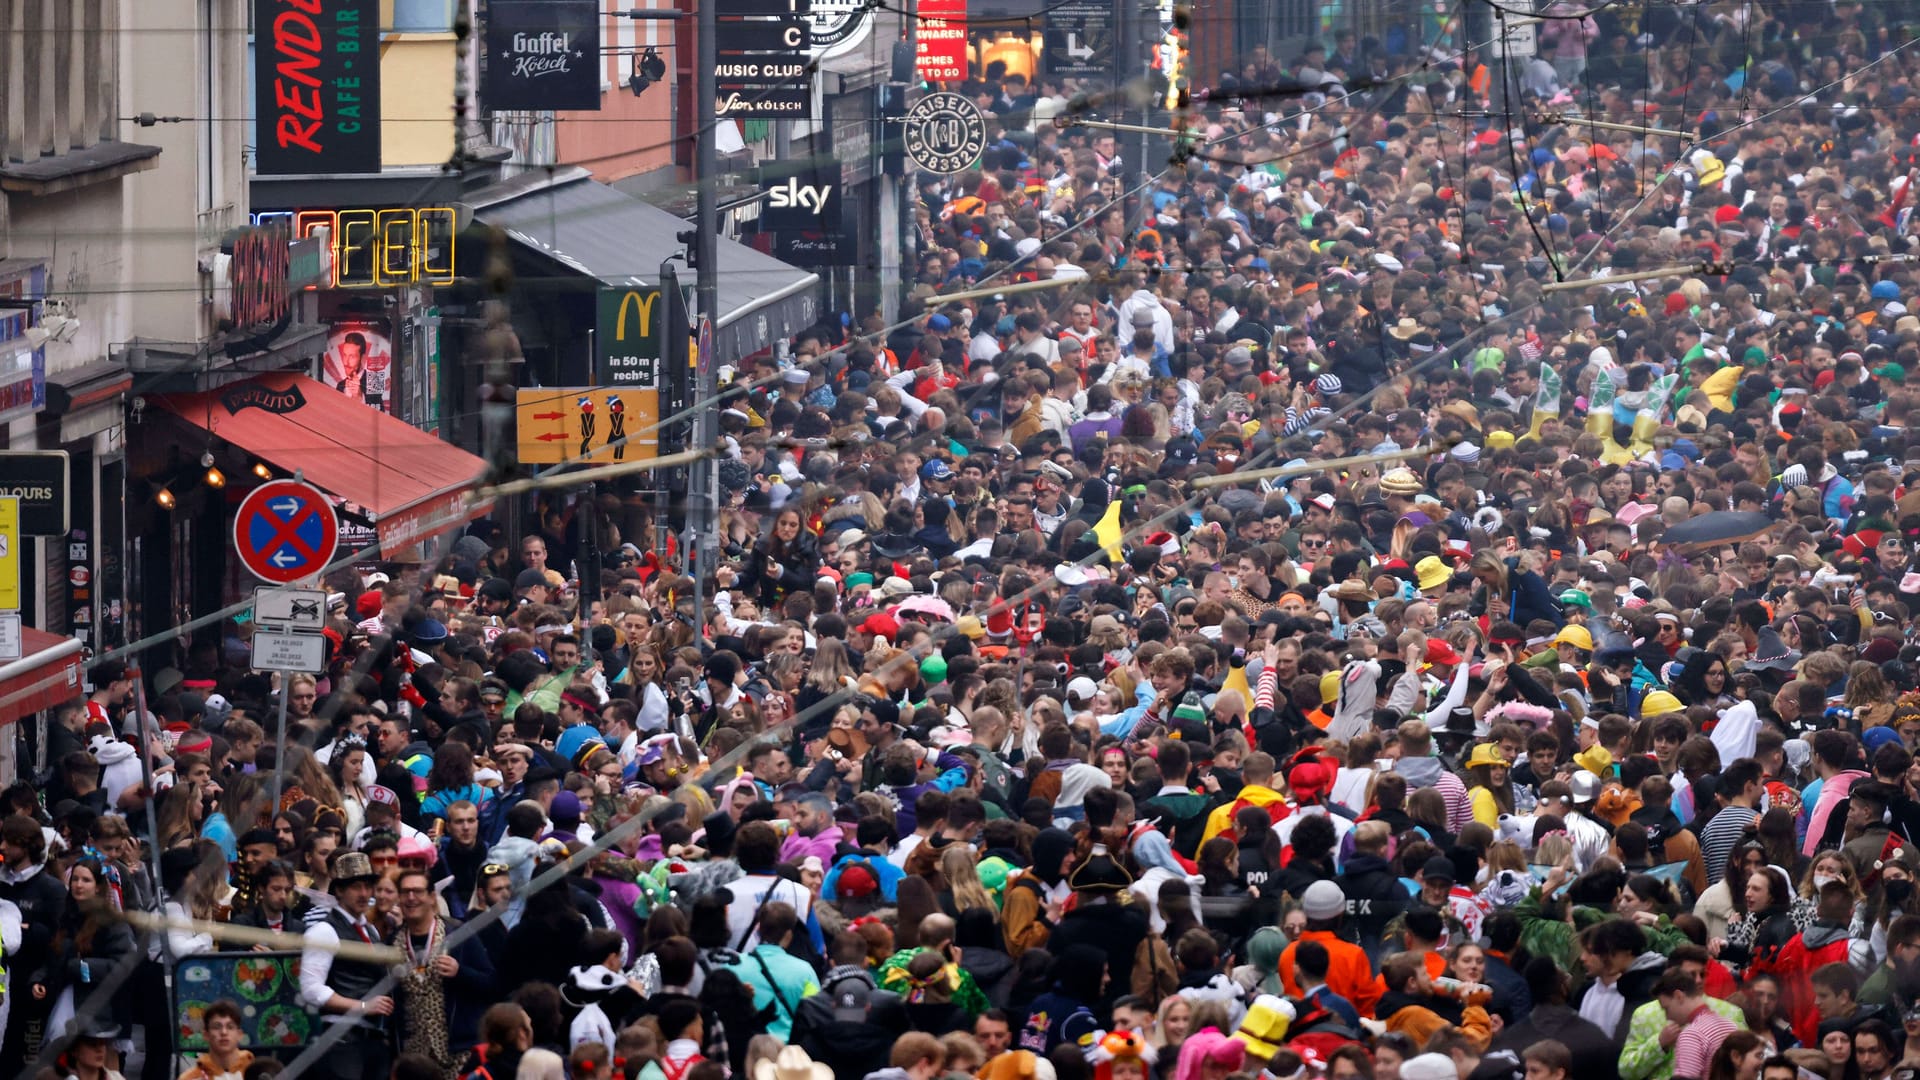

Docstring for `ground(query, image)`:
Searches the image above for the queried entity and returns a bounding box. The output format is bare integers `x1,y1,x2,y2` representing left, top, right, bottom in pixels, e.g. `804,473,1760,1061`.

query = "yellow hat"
1640,689,1685,717
1574,745,1613,777
1320,669,1342,705
1416,555,1451,592
1234,994,1297,1061
1466,743,1510,769
1486,430,1517,450
1552,625,1593,651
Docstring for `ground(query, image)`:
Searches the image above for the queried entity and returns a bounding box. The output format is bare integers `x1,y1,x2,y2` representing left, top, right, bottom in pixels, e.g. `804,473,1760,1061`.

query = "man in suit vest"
299,850,394,1080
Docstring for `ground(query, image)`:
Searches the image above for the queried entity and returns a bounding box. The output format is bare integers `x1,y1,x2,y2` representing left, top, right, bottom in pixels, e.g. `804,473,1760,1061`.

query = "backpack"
661,1053,708,1080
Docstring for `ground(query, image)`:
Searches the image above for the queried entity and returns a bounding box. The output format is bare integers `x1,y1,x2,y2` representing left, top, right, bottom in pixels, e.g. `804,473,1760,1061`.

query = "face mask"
1889,879,1914,906
1814,874,1837,890
1228,575,1241,589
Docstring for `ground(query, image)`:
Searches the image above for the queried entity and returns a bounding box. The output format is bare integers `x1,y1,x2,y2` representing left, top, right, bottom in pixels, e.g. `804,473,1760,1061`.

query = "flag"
1586,368,1615,437
1093,499,1124,562
1883,168,1914,228
1527,362,1562,438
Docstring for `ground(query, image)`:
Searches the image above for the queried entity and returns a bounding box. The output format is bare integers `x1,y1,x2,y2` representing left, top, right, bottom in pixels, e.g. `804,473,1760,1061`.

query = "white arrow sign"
270,549,300,567
270,498,302,517
1066,33,1093,60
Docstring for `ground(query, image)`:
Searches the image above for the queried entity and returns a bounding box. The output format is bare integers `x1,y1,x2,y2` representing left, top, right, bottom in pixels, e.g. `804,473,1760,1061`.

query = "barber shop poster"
323,320,395,414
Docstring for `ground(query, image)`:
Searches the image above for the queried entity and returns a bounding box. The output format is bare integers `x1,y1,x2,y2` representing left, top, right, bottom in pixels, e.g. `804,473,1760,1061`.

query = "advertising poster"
322,320,395,414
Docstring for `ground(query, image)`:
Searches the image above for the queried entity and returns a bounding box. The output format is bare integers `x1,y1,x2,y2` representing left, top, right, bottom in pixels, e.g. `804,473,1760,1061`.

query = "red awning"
0,628,84,727
156,374,490,553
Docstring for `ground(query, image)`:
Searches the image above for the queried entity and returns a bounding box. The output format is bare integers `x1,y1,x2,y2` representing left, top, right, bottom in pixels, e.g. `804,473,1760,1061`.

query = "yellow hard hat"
1640,689,1684,717
1553,625,1593,652
1320,669,1342,706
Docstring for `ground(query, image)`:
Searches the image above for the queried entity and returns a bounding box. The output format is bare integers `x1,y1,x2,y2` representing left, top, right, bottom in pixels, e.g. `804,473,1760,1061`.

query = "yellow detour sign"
516,388,660,466
0,497,16,610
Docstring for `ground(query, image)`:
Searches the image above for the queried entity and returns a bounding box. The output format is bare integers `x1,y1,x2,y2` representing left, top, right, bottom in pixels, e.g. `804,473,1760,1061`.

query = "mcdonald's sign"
596,287,664,387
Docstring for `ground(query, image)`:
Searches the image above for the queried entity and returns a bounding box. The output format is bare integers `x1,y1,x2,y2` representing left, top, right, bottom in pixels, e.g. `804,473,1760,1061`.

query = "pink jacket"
779,824,845,866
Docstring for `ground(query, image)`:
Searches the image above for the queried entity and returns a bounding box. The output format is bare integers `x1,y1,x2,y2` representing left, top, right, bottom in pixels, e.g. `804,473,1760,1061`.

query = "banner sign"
0,451,70,536
1042,0,1110,79
484,0,603,111
715,85,813,117
254,0,381,175
174,952,314,1050
759,162,842,231
916,0,968,82
595,288,665,387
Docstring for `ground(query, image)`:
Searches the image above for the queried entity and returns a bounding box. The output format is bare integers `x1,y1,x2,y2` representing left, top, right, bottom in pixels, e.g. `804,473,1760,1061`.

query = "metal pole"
578,480,601,653
270,679,290,811
693,0,719,635
125,668,166,919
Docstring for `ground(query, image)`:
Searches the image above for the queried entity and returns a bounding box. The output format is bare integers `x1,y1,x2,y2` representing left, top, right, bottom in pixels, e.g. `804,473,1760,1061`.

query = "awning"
467,166,820,362
0,629,84,727
155,373,491,554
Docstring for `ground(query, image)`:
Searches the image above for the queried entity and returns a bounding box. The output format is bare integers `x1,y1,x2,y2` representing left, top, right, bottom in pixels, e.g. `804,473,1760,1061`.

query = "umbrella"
1658,510,1776,551
895,595,955,622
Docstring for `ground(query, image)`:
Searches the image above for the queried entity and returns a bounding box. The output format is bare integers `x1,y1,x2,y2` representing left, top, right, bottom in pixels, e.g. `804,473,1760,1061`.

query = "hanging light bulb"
155,485,176,510
252,461,272,480
204,466,226,489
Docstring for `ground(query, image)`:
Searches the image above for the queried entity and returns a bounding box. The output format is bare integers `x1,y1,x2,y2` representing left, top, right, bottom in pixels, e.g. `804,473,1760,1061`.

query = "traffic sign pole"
233,480,340,585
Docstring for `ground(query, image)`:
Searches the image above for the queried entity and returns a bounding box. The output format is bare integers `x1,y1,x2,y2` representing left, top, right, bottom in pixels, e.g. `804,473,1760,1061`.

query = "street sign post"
0,497,18,613
1497,22,1537,58
0,613,20,663
250,629,327,673
252,586,329,631
233,480,340,584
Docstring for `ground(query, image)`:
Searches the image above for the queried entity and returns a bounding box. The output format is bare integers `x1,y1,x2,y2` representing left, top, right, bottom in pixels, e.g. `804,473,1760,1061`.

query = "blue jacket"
728,944,820,1040
822,853,906,903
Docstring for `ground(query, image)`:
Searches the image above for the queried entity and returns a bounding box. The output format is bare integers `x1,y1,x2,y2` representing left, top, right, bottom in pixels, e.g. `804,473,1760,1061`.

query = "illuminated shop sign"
251,208,457,289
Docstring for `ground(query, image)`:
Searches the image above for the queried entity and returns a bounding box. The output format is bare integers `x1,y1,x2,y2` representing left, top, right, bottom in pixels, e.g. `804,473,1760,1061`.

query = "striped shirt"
1433,771,1475,835
1701,805,1760,886
1672,1003,1739,1080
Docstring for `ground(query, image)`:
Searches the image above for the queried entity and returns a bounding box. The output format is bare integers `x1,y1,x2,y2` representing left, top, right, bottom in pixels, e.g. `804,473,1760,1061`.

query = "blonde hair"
942,844,998,913
1485,839,1528,875
1536,832,1573,868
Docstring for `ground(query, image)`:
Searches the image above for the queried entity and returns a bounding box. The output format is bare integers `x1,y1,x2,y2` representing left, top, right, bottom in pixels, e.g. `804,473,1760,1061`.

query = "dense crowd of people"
17,4,1920,1080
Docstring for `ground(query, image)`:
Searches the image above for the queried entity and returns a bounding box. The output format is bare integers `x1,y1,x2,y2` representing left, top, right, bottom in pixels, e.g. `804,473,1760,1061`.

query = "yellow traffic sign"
516,388,661,466
0,497,18,611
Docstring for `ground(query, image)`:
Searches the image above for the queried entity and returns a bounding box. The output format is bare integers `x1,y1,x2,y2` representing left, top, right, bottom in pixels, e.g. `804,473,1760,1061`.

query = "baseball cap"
832,979,874,1021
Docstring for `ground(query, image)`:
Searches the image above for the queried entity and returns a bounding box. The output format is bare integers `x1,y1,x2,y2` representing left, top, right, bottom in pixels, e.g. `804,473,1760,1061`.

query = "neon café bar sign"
250,208,457,289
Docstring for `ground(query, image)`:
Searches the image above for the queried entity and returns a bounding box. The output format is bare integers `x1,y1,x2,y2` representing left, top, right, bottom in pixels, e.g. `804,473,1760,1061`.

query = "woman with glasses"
1674,651,1738,711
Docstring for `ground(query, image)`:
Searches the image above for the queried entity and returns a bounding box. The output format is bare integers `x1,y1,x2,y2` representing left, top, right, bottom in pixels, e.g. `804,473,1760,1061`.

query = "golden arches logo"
612,289,659,342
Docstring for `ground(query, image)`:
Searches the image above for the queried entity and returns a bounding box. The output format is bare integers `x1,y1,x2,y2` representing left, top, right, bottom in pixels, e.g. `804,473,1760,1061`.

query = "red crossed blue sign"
233,479,338,584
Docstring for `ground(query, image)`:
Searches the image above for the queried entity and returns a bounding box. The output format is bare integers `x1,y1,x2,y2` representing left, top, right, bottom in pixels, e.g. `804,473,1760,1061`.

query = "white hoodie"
89,734,142,806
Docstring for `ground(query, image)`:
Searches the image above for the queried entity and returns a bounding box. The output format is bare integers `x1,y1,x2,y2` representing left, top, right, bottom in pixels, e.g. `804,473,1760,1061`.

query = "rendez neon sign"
251,208,457,289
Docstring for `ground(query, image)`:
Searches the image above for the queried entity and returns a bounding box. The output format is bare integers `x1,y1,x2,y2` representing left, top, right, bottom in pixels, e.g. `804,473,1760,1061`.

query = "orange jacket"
1278,930,1382,1018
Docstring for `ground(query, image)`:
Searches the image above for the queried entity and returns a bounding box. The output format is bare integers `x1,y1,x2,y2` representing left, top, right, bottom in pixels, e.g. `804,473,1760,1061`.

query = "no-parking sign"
233,480,338,584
